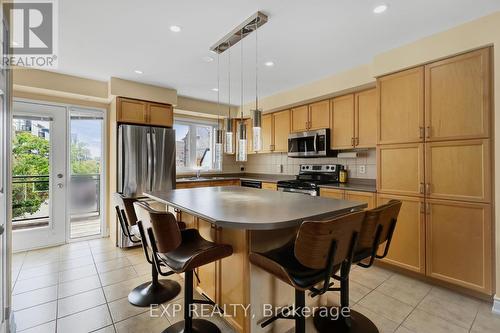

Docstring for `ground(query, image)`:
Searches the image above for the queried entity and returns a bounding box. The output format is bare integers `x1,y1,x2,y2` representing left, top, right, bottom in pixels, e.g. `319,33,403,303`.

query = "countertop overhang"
144,186,367,230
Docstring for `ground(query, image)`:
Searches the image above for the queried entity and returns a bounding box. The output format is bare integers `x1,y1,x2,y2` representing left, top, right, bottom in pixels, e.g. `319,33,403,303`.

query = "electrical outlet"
276,164,283,173
358,165,366,174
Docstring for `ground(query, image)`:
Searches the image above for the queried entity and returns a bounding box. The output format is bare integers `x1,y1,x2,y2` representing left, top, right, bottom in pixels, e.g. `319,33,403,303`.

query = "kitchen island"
145,186,367,333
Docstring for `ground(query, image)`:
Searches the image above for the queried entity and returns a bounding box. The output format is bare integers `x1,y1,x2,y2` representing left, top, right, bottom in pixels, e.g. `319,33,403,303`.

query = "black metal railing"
12,174,101,229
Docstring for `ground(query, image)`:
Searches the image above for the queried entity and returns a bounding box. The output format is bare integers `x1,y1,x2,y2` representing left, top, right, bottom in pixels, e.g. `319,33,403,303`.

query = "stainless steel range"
277,164,342,196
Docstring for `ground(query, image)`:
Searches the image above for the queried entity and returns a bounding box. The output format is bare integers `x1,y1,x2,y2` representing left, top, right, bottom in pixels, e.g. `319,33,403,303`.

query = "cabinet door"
331,94,355,149
117,98,147,124
308,100,330,130
291,105,309,132
148,103,173,127
197,219,218,301
425,48,490,141
245,118,254,154
345,191,376,209
319,188,345,199
261,182,277,191
426,199,492,294
378,67,424,144
261,114,273,153
273,110,290,152
425,139,491,202
355,89,377,148
377,194,425,274
377,143,424,197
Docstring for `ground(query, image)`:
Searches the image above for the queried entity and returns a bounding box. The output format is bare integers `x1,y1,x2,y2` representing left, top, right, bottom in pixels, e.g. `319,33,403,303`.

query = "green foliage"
71,141,100,175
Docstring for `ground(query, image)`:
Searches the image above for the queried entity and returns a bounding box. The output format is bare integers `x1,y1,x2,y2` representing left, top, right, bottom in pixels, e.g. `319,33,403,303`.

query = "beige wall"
109,77,177,105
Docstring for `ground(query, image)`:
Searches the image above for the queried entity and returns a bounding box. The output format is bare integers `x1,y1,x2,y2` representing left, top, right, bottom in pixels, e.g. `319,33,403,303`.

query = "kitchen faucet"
196,148,210,178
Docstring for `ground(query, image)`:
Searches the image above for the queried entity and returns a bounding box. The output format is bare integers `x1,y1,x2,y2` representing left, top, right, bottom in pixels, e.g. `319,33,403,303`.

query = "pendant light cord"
241,28,244,120
217,50,220,130
227,41,231,121
255,21,258,111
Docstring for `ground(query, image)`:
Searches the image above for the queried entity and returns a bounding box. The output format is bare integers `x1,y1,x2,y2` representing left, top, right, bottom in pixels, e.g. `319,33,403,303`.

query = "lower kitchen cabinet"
426,199,492,294
377,194,426,274
196,218,217,301
261,182,277,191
320,188,345,199
345,190,376,209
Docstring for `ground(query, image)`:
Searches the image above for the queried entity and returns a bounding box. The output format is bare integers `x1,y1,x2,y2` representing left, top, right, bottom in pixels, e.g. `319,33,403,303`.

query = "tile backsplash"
243,149,377,179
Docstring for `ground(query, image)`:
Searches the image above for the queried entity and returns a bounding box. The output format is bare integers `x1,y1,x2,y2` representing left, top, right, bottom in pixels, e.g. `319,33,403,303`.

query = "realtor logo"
3,0,58,68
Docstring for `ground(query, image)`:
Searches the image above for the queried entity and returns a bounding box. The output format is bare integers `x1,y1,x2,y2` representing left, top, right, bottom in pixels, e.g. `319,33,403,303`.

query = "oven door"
288,129,328,157
277,186,318,196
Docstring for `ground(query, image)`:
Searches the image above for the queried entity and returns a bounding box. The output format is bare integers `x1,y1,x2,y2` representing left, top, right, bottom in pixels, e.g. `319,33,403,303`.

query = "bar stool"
113,193,182,307
134,201,233,333
249,211,366,333
313,199,402,333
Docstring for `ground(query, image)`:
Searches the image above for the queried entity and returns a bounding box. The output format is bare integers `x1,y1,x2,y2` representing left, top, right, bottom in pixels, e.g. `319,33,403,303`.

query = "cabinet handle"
425,126,431,139
419,126,424,139
419,182,424,194
426,202,431,215
355,137,359,146
425,183,430,195
420,202,425,214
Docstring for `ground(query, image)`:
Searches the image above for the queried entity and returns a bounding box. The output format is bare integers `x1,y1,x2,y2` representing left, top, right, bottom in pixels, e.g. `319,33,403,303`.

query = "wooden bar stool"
313,199,402,333
113,193,181,307
134,201,233,333
249,211,366,333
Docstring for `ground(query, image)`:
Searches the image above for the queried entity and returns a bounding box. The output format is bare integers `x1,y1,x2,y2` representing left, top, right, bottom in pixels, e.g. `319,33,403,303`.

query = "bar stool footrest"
313,308,379,333
162,319,221,333
128,279,181,307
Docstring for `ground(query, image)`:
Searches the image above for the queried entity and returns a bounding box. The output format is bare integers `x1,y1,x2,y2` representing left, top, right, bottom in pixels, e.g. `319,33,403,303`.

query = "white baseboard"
493,296,500,315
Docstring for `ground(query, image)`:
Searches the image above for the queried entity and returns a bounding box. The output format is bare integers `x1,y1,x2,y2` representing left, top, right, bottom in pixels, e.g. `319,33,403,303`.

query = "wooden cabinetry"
245,118,254,154
377,67,424,144
425,48,490,141
377,143,425,197
320,188,376,209
425,139,491,202
291,105,309,132
272,110,290,152
116,97,173,127
196,218,217,301
308,100,330,130
331,94,355,149
261,114,273,153
355,89,377,148
261,182,277,191
176,179,240,189
425,199,492,293
377,194,426,273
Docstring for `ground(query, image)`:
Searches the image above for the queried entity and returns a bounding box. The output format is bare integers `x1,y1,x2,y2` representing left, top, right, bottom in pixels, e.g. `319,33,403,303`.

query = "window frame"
174,117,220,173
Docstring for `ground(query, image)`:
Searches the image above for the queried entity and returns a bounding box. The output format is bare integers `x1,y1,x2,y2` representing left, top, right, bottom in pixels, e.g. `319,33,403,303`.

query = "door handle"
57,183,64,189
146,130,153,191
419,127,424,139
425,126,431,139
425,183,430,195
0,225,4,235
419,182,424,194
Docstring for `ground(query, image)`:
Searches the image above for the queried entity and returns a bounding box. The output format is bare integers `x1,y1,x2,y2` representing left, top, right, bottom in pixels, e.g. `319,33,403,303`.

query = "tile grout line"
393,284,433,333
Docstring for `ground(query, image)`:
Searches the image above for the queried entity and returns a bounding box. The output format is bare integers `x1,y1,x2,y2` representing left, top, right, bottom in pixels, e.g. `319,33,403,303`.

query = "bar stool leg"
295,290,306,333
163,270,221,333
128,263,181,307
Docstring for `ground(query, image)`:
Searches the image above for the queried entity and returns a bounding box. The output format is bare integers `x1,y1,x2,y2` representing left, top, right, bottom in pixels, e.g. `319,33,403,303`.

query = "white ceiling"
56,0,500,104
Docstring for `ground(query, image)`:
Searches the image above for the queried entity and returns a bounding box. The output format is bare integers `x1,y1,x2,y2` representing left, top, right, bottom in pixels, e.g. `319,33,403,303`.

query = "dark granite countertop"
145,186,367,230
318,179,377,193
176,173,295,184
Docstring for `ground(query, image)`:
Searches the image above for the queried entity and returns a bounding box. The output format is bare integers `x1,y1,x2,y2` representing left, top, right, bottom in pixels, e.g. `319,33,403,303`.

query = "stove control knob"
326,166,330,170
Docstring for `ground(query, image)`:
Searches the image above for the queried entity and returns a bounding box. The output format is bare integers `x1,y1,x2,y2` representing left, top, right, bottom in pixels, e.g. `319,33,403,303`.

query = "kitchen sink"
177,176,230,181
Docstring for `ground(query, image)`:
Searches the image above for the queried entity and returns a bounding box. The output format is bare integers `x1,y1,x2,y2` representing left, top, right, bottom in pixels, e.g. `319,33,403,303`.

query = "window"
174,118,219,172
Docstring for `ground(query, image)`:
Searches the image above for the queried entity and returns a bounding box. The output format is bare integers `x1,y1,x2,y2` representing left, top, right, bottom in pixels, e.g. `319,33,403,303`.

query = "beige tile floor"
11,237,500,333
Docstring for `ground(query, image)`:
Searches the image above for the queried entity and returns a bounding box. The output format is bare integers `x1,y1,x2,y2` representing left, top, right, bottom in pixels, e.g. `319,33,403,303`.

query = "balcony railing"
12,174,101,230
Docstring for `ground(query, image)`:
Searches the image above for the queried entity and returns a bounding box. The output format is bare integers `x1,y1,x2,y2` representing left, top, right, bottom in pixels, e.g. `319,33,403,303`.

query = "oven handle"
278,186,318,196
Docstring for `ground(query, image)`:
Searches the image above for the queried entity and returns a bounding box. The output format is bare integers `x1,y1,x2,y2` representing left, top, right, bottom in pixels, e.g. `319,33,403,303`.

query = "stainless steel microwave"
288,129,332,157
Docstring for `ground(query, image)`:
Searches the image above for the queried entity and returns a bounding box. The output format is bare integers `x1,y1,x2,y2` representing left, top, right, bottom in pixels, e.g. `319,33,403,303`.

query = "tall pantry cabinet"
377,47,493,295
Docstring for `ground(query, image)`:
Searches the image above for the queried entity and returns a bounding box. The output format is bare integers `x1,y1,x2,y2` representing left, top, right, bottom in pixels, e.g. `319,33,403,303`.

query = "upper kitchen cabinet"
308,100,330,130
148,102,174,127
425,48,491,141
261,113,273,153
245,118,254,154
117,97,173,127
377,67,424,144
272,110,291,152
331,94,355,149
291,105,309,132
355,89,377,148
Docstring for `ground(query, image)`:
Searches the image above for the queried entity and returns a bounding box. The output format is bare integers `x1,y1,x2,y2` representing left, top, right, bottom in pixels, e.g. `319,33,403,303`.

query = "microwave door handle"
314,133,318,153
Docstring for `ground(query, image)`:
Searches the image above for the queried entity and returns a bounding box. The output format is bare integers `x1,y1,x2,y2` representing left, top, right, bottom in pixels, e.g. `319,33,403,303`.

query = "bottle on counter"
339,165,348,183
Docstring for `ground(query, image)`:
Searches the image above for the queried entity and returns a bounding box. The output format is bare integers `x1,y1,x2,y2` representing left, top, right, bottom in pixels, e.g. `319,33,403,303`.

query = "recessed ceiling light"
264,61,275,67
134,70,143,74
202,56,214,63
211,88,219,92
170,25,181,32
373,4,388,14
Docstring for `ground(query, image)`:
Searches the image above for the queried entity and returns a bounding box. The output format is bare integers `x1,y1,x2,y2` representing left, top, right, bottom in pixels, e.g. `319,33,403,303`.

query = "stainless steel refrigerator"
117,124,176,247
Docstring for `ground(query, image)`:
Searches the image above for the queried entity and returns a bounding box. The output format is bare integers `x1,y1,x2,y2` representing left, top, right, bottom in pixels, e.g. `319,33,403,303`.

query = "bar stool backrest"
113,193,139,226
294,211,366,270
133,201,182,253
357,200,402,253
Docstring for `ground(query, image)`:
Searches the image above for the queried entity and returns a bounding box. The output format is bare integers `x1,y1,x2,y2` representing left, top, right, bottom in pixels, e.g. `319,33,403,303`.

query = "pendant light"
237,28,247,162
252,22,263,152
214,51,223,170
224,42,235,154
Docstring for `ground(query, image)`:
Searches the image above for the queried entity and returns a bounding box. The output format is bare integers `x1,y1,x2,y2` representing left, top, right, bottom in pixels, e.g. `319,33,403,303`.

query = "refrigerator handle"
151,128,157,190
146,129,153,191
